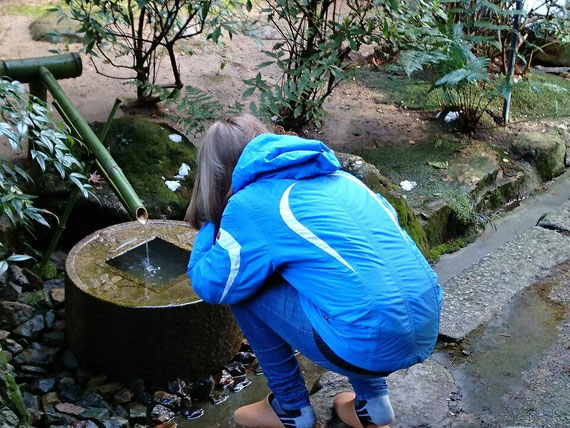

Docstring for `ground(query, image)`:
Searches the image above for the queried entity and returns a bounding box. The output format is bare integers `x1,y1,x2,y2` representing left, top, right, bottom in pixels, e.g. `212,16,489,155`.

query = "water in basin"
106,237,190,286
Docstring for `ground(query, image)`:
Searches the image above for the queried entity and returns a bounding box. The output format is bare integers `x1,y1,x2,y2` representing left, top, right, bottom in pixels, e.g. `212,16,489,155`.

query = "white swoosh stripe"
280,183,355,273
216,228,241,303
332,172,408,242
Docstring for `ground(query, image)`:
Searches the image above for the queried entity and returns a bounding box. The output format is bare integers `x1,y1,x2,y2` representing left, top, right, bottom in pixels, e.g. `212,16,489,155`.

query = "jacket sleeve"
187,198,275,305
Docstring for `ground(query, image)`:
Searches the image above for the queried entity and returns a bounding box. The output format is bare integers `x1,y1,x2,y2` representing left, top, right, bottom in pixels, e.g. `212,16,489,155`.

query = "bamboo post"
503,0,523,125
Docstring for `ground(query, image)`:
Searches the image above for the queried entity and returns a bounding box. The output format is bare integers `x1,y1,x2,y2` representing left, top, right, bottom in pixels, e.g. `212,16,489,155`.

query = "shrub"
244,0,389,129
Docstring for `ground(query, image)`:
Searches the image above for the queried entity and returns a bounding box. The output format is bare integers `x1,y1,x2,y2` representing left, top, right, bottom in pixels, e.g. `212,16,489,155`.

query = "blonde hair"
185,114,269,229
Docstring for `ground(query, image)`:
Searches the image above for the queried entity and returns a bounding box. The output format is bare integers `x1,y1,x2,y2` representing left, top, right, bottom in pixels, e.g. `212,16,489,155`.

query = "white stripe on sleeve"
216,228,242,303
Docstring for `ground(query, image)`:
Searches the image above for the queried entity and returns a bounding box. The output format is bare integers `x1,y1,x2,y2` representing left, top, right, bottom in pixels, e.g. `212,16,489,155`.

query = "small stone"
69,420,99,428
225,361,246,378
43,278,64,290
58,377,82,402
153,390,181,409
3,350,12,363
62,351,79,370
3,337,23,354
113,405,129,418
0,282,22,300
56,402,86,416
18,365,46,376
13,346,58,366
42,391,61,406
31,377,56,394
151,405,175,423
0,330,10,340
231,378,252,393
188,377,214,401
114,388,134,405
22,268,43,289
50,250,67,271
214,370,234,389
77,391,104,408
80,407,111,420
22,391,40,412
0,301,35,331
13,314,45,338
168,378,189,398
96,382,122,399
126,402,147,422
182,408,204,420
156,422,178,428
9,264,29,287
461,349,471,356
50,287,65,304
101,417,130,428
75,367,94,385
233,351,256,365
43,403,76,425
86,374,108,390
42,329,65,346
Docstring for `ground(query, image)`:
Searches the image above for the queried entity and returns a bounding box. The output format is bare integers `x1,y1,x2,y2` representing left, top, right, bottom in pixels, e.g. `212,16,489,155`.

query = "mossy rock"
510,132,567,182
29,11,83,44
0,345,30,427
335,152,430,257
105,116,197,220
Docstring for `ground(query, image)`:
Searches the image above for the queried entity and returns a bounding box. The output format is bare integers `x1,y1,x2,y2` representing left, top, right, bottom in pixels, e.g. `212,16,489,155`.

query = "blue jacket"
188,134,443,372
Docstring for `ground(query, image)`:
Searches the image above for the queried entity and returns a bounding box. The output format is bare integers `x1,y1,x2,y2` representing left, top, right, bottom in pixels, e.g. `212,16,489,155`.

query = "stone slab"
440,226,570,341
310,360,456,427
538,199,570,234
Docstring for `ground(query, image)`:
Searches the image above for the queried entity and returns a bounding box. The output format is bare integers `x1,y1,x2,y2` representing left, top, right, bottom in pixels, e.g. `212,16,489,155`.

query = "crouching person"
186,115,443,428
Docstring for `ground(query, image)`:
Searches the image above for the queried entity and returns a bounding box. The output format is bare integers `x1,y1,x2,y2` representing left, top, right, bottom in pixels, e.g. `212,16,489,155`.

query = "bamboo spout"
38,65,148,224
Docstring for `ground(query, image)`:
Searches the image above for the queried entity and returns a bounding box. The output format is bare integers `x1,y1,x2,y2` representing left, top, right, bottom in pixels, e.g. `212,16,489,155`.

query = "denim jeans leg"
230,303,311,410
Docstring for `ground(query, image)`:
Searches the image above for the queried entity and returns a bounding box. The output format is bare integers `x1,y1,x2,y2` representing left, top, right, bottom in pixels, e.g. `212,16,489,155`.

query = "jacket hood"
231,133,340,193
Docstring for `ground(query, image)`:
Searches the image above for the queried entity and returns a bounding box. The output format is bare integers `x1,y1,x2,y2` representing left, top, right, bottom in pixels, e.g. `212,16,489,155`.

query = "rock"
167,378,189,398
42,329,65,347
43,279,65,290
22,391,41,422
80,407,111,420
100,416,130,428
1,342,31,426
58,377,82,402
0,282,22,301
12,314,45,338
151,404,175,424
113,388,135,405
13,346,58,366
17,365,46,377
85,374,108,391
113,405,129,418
76,391,105,408
62,351,79,371
55,402,86,416
335,152,430,256
0,330,9,340
214,370,234,389
0,408,20,427
0,301,34,330
41,391,61,406
189,376,214,401
309,371,353,424
2,338,23,355
233,351,256,365
50,251,68,271
96,382,122,399
153,390,181,409
31,377,55,394
511,132,567,182
43,403,77,425
538,199,570,235
29,11,83,43
44,310,56,329
126,402,147,422
75,367,94,385
50,287,65,305
22,268,43,290
17,289,52,309
69,420,99,428
9,265,29,288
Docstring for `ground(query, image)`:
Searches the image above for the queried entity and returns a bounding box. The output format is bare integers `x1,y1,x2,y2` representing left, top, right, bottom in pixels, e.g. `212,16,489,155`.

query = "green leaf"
427,161,449,169
243,87,256,98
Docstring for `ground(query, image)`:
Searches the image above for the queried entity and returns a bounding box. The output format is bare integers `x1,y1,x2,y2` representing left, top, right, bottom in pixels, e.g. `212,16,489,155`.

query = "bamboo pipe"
38,66,148,224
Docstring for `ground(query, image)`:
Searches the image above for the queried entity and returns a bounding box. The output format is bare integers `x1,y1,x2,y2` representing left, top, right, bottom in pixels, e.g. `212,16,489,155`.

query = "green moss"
19,290,48,308
356,139,463,209
1,3,61,17
105,116,197,219
428,233,477,262
32,261,58,280
0,346,30,426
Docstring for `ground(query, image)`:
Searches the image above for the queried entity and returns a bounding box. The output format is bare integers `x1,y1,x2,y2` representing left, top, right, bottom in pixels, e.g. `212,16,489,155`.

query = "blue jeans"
230,277,389,411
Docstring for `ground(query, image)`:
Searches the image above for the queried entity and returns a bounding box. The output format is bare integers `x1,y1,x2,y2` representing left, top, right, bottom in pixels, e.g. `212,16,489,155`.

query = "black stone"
188,376,213,401
113,405,129,418
233,351,256,365
42,329,65,346
0,282,22,300
76,391,104,408
13,346,58,366
43,279,65,290
0,301,34,331
9,265,29,287
126,402,147,422
12,314,45,338
62,350,78,370
80,407,111,420
44,310,56,329
151,404,174,423
22,391,40,412
2,337,23,354
225,361,246,378
101,417,130,428
31,377,56,394
153,390,181,409
167,378,190,398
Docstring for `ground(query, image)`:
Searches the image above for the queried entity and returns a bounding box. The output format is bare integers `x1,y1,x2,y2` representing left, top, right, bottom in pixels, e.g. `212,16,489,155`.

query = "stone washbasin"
65,220,242,385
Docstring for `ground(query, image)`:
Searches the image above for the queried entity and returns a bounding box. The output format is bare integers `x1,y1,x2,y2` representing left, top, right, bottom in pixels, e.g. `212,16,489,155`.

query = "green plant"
0,78,91,275
63,0,244,104
245,0,388,129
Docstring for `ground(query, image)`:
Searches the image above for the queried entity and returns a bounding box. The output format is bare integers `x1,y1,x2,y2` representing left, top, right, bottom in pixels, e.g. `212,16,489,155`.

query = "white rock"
444,111,460,123
400,180,417,191
174,163,191,180
165,180,181,192
169,134,182,143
